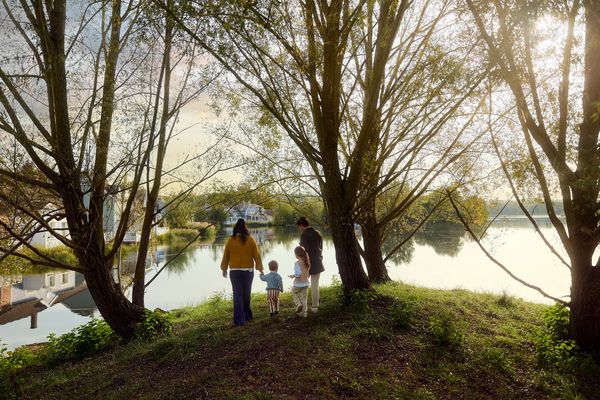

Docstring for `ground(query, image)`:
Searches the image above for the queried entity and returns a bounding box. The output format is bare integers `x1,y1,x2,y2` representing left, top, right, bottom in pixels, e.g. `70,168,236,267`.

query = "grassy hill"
5,282,600,399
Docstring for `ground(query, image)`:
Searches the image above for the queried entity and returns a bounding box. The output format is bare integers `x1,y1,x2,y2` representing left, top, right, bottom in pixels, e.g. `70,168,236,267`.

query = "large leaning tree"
0,0,216,336
465,0,600,350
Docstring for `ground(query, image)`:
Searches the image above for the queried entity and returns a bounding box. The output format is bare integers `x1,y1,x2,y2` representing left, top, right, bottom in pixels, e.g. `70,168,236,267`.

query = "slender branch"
449,194,568,305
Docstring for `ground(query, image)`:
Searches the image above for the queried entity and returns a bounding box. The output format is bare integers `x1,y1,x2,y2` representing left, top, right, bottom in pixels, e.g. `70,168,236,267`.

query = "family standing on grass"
220,217,324,326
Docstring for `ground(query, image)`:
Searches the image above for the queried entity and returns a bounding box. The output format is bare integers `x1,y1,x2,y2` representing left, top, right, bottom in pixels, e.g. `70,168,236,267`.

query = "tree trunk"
358,195,390,282
83,249,145,339
132,0,173,307
568,1,600,351
329,220,370,293
325,191,370,293
569,243,600,351
361,219,390,283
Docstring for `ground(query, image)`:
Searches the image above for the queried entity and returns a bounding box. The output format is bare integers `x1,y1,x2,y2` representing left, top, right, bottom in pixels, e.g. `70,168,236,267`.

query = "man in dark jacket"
297,217,324,312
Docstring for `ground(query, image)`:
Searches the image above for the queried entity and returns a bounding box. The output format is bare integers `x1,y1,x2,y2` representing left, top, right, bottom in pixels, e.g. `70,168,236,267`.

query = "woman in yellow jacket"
220,218,264,326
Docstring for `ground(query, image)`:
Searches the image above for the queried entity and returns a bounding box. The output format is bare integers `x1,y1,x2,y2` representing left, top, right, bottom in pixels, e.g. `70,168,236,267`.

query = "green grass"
6,282,600,399
156,228,212,244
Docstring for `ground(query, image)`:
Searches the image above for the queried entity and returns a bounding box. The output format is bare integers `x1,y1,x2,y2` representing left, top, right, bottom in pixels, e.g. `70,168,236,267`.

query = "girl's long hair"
294,246,311,271
232,218,250,244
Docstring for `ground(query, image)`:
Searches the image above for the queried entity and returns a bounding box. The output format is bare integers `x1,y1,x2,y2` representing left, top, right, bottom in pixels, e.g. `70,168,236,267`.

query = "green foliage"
412,388,436,400
427,311,464,348
156,228,201,244
44,319,118,365
535,304,580,368
389,298,415,329
330,275,344,299
134,310,173,341
0,245,77,274
206,291,229,309
165,193,195,228
423,191,488,227
347,289,379,313
0,345,40,399
203,182,277,211
8,284,600,399
536,336,579,367
496,290,515,307
293,197,326,225
273,203,297,226
0,345,38,373
542,303,570,340
37,246,78,267
208,205,228,225
0,311,169,393
482,347,513,373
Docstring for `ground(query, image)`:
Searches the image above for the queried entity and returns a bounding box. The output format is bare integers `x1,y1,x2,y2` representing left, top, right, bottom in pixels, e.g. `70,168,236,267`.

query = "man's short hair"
296,216,309,227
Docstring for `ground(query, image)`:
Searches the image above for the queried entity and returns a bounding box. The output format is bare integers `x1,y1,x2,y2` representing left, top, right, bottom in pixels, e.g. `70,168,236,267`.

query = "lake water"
0,219,573,350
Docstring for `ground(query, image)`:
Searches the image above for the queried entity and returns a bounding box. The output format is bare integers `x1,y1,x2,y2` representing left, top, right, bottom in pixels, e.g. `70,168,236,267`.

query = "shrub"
0,345,38,373
542,303,569,340
206,292,229,310
535,303,580,367
0,344,40,399
134,309,173,341
427,312,464,348
331,275,344,299
44,318,118,365
347,289,378,312
389,299,415,329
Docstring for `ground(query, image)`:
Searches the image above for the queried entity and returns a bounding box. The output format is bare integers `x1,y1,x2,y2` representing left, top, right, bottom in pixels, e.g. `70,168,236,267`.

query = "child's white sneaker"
311,307,318,313
295,304,303,313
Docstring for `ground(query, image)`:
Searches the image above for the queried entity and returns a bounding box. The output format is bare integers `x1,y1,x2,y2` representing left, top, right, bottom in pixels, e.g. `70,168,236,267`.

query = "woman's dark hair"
232,218,250,244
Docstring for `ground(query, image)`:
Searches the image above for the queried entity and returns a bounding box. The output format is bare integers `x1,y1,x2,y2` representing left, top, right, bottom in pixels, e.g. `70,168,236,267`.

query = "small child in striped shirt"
259,260,284,316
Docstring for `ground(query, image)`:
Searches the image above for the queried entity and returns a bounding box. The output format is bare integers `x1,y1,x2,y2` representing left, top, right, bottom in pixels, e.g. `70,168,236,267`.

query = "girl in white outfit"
289,246,310,317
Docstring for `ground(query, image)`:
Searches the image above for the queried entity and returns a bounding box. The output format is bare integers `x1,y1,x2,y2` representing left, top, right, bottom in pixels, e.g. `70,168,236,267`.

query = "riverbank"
5,282,600,399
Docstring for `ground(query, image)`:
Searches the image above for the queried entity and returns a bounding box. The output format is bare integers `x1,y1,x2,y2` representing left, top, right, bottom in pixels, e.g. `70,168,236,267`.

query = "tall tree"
131,0,217,307
0,0,142,338
166,0,483,290
465,0,600,350
345,0,487,282
0,1,217,336
166,0,374,291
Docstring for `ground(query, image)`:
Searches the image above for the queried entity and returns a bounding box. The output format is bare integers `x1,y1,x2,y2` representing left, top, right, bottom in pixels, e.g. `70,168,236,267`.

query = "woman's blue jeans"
229,270,254,326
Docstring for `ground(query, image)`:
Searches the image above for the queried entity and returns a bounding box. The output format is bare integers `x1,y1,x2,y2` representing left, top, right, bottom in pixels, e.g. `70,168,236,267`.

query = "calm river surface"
0,218,572,350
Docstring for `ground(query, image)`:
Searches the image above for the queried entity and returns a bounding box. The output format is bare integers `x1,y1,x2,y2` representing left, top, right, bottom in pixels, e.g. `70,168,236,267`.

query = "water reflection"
380,222,466,264
381,229,415,266
414,223,466,257
0,219,570,349
159,243,199,275
0,272,93,328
